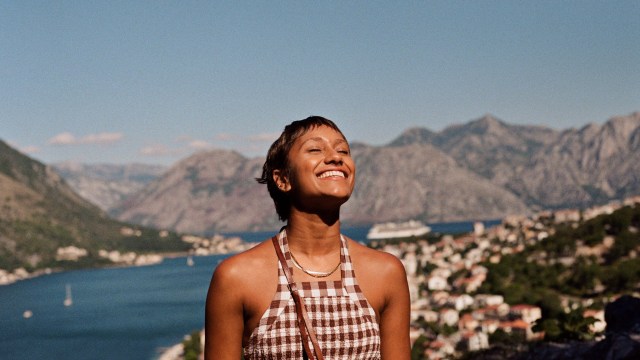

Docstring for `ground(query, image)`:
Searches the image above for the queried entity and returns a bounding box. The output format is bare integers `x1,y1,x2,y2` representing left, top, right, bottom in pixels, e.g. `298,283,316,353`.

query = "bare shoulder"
345,237,408,318
212,239,277,287
346,238,411,358
347,238,406,278
206,238,279,319
205,237,280,357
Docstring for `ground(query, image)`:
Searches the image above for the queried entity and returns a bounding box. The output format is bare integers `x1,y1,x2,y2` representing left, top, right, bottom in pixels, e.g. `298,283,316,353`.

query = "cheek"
349,162,356,183
286,165,307,189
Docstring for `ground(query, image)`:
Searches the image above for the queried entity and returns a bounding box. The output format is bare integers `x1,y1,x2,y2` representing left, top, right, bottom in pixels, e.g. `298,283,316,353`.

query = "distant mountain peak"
466,114,508,134
389,127,435,146
606,112,640,136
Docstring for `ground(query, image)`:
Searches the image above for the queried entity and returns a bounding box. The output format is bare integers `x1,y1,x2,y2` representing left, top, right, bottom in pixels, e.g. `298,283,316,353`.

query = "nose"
325,148,343,164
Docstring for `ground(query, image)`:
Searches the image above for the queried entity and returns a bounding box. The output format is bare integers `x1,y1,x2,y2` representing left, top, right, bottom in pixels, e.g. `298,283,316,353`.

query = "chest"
243,280,381,359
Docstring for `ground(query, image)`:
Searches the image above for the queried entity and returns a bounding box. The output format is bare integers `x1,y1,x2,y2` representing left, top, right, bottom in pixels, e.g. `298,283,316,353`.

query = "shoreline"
0,251,193,287
1,232,255,287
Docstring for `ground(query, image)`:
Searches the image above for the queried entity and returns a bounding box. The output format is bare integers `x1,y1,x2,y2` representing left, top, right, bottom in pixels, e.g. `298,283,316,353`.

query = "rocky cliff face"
344,142,529,224
52,162,166,211
111,150,280,234
91,112,640,233
392,112,640,210
507,112,640,209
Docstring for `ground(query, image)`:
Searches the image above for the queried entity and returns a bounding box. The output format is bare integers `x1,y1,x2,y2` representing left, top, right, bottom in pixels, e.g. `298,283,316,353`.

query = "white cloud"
48,132,77,145
6,141,40,155
248,133,279,142
6,140,19,148
48,132,124,145
188,140,214,150
176,135,193,142
81,132,123,144
140,144,171,156
212,132,277,143
214,133,235,141
175,136,215,150
20,145,40,154
139,144,185,157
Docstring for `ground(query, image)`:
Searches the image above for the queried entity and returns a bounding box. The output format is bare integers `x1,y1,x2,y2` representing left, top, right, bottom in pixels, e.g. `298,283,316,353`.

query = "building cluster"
97,249,163,266
55,230,166,267
181,233,255,255
384,195,640,359
0,267,33,285
55,245,89,261
384,230,544,358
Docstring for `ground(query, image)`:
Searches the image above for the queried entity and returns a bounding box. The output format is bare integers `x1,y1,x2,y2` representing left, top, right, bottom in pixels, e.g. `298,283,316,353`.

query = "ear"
272,169,291,192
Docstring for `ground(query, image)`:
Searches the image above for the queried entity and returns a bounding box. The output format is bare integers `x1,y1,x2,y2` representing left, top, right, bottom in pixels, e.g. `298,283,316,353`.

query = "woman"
205,116,410,359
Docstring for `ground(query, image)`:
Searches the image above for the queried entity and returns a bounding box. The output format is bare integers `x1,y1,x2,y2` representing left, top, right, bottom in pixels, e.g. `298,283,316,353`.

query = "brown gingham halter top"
243,229,381,359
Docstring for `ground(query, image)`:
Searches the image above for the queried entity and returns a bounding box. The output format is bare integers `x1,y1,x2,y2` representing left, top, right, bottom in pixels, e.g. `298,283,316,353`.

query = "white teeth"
318,170,345,179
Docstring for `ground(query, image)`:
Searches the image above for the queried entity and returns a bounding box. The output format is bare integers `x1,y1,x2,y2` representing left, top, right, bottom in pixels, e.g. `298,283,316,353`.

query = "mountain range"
6,111,637,270
82,111,640,234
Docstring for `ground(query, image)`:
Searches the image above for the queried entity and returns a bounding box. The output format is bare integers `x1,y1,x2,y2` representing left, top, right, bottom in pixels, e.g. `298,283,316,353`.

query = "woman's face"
279,125,356,211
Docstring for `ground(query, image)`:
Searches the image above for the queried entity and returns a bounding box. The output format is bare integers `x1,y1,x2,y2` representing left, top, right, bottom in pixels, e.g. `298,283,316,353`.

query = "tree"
411,335,428,360
532,307,597,342
566,256,600,295
182,330,202,360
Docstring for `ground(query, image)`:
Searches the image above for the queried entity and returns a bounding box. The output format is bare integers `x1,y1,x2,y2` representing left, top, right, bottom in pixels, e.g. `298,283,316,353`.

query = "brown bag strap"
272,236,325,360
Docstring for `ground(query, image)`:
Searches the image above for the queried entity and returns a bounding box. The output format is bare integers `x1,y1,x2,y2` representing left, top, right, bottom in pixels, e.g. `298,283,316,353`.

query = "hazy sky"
2,1,639,166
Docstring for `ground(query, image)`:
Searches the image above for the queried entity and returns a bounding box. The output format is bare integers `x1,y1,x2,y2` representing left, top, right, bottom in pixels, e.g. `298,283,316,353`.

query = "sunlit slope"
0,140,188,271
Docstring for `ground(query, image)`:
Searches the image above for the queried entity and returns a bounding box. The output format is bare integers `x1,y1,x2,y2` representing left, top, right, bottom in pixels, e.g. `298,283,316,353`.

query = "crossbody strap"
272,236,325,360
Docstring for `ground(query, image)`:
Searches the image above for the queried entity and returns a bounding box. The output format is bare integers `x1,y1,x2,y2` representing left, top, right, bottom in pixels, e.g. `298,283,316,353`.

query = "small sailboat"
186,255,194,267
64,284,73,307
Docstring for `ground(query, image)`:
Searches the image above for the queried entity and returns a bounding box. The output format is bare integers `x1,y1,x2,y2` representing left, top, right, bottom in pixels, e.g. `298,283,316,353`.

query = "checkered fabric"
243,230,381,359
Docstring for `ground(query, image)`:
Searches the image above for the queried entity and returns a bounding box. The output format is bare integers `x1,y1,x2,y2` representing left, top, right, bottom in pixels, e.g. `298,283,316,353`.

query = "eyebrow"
302,137,349,146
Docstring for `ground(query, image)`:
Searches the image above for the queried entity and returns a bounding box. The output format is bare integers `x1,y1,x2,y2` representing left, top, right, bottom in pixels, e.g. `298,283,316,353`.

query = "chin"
330,194,351,207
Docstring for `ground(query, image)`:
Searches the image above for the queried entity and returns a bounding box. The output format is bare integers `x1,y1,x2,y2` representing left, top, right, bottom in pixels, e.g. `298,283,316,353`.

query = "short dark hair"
256,116,345,221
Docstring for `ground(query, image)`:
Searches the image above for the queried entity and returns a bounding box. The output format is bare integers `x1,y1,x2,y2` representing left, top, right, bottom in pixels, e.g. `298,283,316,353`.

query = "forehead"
294,125,347,144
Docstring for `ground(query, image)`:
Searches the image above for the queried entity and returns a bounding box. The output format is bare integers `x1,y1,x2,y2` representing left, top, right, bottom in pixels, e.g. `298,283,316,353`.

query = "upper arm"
205,258,245,360
379,255,411,360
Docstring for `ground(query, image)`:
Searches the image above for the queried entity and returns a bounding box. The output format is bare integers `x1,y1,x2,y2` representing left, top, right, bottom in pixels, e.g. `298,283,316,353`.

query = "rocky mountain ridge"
105,112,640,234
111,150,277,233
52,162,166,211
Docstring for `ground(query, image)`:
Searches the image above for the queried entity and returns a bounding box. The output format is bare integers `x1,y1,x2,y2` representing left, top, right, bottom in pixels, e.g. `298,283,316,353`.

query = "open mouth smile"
317,170,346,179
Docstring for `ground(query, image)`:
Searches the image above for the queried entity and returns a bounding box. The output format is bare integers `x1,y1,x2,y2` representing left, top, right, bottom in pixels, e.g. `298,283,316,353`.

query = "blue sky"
2,1,639,166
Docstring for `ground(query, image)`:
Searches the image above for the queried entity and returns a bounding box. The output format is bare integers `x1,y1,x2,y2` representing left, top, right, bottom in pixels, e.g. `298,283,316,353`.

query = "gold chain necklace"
289,250,340,278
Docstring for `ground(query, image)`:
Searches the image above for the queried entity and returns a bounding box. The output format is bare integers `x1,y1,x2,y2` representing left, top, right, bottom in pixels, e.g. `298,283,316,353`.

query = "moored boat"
366,220,431,240
64,284,73,307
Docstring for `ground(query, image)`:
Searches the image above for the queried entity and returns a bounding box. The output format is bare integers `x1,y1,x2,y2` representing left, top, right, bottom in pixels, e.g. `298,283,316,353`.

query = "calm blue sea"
0,220,498,360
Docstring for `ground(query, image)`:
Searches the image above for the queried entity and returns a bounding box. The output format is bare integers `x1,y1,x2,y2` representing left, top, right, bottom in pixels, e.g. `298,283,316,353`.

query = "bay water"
0,221,497,359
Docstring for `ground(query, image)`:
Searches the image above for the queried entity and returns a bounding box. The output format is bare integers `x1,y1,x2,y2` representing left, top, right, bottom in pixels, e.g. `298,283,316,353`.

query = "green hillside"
478,204,640,336
0,140,190,271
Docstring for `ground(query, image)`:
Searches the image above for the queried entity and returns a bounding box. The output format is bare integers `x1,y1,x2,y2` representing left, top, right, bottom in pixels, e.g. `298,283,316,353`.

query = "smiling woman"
205,116,411,359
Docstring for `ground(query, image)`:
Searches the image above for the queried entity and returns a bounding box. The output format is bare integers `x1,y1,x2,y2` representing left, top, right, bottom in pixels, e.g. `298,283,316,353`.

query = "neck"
285,209,341,256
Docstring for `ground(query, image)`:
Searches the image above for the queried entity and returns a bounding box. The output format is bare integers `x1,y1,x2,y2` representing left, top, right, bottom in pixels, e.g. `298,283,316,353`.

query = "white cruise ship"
366,220,431,240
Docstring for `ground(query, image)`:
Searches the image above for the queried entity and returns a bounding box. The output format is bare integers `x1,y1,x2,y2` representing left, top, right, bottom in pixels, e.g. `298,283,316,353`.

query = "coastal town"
385,195,640,358
156,195,640,359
